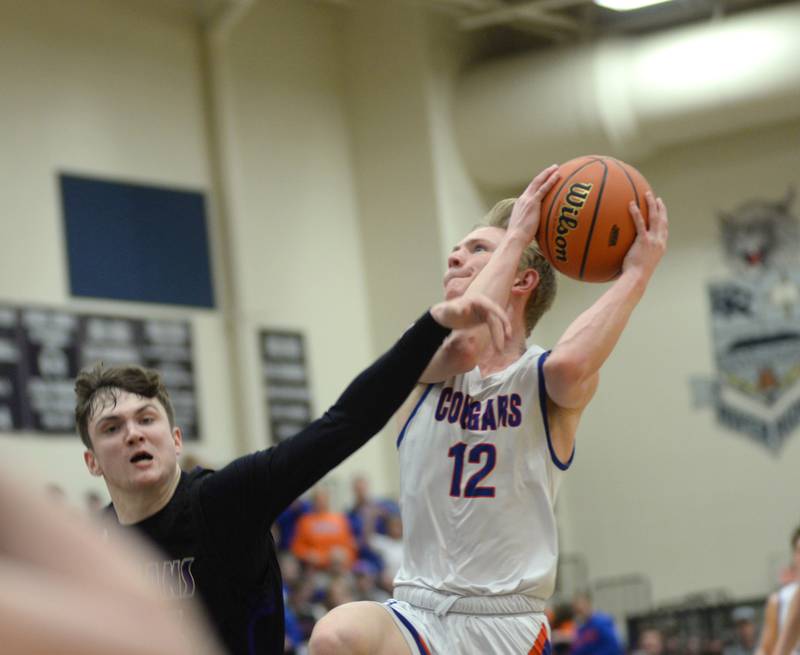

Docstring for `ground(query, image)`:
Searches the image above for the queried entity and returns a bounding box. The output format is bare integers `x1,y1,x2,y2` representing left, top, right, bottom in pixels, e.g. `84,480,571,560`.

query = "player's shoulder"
525,343,547,360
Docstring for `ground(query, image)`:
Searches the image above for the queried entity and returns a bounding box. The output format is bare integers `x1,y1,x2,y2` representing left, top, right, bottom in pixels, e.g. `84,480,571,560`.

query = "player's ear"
172,426,183,456
512,269,539,295
84,449,103,477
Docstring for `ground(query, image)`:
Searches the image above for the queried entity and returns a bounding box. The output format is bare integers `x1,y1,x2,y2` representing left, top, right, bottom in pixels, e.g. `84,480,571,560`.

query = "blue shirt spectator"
571,591,624,655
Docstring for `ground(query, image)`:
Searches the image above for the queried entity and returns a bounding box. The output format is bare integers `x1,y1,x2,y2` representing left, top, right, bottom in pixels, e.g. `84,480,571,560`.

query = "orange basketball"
537,155,651,282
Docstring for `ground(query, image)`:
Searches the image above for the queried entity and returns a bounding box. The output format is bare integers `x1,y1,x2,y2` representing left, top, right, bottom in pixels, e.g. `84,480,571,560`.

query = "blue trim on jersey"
397,384,434,448
537,350,575,471
389,606,430,655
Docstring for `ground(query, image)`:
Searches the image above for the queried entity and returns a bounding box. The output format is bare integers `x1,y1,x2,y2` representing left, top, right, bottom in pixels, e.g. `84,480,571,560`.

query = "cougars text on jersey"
433,387,522,431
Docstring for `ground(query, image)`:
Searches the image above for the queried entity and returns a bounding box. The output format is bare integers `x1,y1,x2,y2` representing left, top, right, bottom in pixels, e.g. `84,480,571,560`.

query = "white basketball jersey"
779,581,800,654
393,345,572,600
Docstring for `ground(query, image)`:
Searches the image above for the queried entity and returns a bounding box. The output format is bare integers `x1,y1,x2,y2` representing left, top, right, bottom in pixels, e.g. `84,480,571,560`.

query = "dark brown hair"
74,364,175,449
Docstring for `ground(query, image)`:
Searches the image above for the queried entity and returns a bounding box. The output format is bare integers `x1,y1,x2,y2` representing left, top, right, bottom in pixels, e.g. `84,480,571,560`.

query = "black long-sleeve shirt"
117,311,450,654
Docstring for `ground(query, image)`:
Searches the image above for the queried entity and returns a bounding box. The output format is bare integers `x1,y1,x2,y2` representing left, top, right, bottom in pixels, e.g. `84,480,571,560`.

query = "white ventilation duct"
454,3,800,188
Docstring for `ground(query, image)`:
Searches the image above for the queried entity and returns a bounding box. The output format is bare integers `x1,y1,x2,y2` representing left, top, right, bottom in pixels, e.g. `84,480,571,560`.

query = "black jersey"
111,311,450,654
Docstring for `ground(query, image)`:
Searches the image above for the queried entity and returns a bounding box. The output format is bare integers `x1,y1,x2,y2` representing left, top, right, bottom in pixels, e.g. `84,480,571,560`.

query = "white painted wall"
215,0,396,499
0,0,236,503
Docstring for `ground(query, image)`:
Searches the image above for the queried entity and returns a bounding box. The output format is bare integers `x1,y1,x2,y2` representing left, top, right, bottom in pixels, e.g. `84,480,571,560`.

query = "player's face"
444,226,505,300
84,389,182,495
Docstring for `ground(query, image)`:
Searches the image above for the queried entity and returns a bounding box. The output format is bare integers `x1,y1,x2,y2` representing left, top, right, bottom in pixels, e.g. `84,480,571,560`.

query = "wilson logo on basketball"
554,182,593,262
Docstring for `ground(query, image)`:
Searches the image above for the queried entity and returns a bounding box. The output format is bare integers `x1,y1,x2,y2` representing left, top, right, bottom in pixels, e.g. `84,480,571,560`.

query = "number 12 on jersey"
448,442,497,498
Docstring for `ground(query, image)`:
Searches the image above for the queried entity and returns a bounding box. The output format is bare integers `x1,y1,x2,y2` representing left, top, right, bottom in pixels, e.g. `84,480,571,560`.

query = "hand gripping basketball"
623,190,669,281
537,155,656,282
507,164,562,244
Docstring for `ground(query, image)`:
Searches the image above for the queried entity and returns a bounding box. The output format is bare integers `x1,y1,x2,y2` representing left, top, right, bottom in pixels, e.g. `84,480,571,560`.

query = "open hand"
430,294,511,353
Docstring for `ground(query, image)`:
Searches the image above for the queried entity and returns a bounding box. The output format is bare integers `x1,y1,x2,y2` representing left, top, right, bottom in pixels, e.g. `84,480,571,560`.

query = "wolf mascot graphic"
706,189,800,452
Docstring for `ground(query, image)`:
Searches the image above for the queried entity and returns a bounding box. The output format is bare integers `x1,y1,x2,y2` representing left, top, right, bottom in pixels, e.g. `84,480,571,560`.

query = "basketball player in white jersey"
756,526,800,655
775,589,800,655
309,164,669,655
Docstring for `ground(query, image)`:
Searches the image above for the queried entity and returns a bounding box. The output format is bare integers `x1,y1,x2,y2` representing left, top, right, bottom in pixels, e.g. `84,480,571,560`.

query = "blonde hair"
484,198,557,336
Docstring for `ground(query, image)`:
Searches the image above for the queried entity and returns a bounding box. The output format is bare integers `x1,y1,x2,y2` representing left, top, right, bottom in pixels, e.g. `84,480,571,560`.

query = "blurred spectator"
291,487,357,570
685,634,703,655
346,475,387,572
283,587,304,655
286,576,326,643
549,602,577,654
570,590,624,655
347,475,382,540
279,551,303,590
324,576,356,612
723,606,758,655
664,631,682,655
352,560,390,603
634,627,665,655
706,637,725,655
179,451,210,473
369,512,404,590
347,475,401,535
275,497,312,552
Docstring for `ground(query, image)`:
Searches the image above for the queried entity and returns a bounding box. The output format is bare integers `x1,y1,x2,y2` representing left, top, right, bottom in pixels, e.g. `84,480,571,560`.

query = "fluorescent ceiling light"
594,0,673,11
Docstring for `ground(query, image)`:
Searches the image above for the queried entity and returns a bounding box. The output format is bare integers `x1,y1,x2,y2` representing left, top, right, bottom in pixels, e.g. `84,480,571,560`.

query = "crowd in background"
268,473,775,655
54,463,783,655
273,475,403,653
548,599,761,655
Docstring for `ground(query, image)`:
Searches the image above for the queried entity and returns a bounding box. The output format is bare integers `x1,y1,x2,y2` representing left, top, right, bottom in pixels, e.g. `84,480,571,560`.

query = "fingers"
524,164,559,198
431,295,510,352
642,191,669,243
534,167,561,201
645,189,658,220
461,296,511,348
628,200,647,236
486,312,505,354
495,301,511,344
655,197,669,241
486,299,511,353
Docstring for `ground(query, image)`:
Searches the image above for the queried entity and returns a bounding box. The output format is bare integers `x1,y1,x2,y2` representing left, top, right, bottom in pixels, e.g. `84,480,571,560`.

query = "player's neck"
476,330,528,378
110,466,181,525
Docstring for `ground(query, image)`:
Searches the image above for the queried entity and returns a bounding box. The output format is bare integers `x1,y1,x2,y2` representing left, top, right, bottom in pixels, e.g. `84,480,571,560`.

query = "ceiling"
427,0,797,43
133,0,799,57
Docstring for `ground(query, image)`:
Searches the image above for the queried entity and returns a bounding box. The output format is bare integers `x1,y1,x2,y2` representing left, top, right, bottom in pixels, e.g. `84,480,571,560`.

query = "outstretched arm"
543,192,668,455
226,294,510,524
420,164,561,383
774,589,800,655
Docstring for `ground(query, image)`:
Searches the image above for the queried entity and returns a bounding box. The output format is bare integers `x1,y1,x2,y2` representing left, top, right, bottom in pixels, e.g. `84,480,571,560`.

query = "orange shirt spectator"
291,488,357,569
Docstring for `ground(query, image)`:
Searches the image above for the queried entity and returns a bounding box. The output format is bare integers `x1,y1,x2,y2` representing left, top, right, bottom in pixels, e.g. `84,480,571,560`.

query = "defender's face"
443,226,505,300
84,390,182,494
